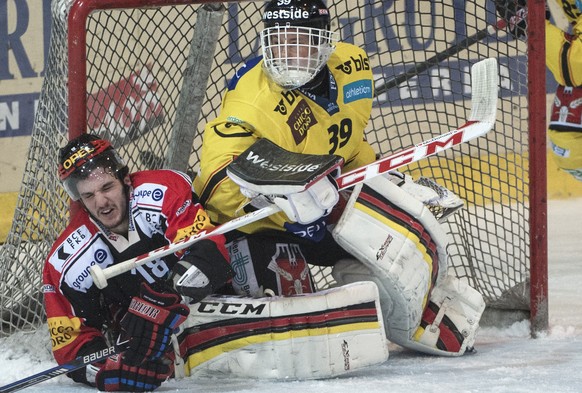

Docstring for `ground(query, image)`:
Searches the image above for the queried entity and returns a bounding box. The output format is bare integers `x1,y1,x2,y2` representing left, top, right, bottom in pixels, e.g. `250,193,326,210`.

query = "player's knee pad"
331,175,482,355
179,281,389,379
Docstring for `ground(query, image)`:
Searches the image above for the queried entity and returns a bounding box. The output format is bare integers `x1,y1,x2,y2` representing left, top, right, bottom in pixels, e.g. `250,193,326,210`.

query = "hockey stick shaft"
90,58,498,289
0,341,128,393
375,18,506,96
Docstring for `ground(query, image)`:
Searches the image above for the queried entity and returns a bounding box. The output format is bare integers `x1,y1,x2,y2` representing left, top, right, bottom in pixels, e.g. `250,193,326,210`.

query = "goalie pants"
222,229,353,297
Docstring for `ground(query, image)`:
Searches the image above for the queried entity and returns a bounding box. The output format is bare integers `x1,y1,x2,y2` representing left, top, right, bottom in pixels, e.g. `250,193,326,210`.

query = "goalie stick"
89,57,498,290
375,18,507,96
0,341,129,393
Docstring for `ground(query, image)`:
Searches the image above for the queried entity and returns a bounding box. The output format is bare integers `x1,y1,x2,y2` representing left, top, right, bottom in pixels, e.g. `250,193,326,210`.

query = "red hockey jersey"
42,169,227,366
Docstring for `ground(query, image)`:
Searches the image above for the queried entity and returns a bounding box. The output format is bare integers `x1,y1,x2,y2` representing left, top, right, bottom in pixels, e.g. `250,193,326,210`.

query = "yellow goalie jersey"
546,0,582,86
194,42,376,233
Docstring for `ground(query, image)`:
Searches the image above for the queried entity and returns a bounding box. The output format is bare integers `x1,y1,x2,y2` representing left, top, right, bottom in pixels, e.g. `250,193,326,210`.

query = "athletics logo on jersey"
287,99,318,144
344,80,373,103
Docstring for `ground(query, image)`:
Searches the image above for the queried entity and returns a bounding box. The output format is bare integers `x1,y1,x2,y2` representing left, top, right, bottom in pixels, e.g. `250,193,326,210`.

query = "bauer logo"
175,199,192,216
343,80,373,104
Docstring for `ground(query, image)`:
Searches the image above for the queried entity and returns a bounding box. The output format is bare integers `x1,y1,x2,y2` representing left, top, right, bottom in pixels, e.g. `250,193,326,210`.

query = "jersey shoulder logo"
334,54,370,75
344,80,373,103
49,225,92,270
274,90,301,116
133,183,167,206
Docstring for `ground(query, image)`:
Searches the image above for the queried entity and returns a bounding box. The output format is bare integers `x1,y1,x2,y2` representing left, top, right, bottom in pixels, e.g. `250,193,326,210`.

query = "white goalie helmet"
260,0,339,90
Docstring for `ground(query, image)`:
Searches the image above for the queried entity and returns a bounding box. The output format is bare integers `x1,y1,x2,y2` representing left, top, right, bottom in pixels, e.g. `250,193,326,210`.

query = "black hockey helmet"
58,133,128,200
263,0,331,31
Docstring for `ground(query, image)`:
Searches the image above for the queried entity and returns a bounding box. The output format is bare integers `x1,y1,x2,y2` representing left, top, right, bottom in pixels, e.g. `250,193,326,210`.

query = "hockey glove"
119,282,189,366
169,239,234,303
494,0,527,38
94,354,171,392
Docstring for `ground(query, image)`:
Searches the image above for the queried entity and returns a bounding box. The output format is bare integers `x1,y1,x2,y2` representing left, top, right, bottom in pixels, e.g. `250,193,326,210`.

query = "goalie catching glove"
227,138,344,225
118,282,189,366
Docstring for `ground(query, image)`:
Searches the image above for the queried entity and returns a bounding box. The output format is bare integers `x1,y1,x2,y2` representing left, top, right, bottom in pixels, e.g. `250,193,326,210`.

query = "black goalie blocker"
227,138,344,224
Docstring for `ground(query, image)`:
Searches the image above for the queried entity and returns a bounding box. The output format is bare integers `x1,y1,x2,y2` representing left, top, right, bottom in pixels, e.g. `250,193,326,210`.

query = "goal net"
0,0,547,336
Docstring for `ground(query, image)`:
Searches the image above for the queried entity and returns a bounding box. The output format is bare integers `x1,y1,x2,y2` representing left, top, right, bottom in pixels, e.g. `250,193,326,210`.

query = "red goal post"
0,0,547,336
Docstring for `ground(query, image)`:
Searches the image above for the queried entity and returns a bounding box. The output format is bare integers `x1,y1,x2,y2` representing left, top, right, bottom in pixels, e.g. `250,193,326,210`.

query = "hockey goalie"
179,0,486,379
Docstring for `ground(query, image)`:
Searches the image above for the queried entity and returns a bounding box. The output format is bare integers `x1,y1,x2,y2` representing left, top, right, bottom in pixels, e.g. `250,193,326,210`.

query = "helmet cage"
261,25,339,89
58,139,127,201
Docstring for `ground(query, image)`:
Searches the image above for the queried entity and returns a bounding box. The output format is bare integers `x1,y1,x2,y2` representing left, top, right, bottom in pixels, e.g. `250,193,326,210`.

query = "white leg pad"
331,176,484,356
409,275,486,356
180,281,389,379
332,258,428,349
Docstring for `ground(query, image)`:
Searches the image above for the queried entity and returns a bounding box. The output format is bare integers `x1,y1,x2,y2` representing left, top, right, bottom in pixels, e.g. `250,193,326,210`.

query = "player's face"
270,27,316,68
76,167,129,234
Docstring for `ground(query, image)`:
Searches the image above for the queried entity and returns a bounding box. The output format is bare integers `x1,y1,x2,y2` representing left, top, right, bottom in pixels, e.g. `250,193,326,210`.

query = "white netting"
0,0,538,335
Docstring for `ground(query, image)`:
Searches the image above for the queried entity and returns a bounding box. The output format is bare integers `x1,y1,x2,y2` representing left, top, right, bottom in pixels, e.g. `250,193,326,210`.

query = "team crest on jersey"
550,85,582,130
268,243,314,296
287,99,318,145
